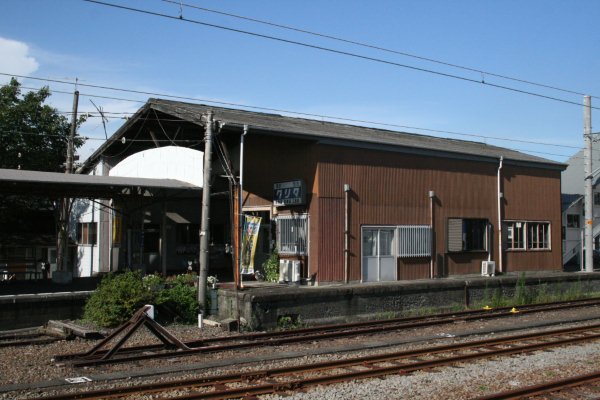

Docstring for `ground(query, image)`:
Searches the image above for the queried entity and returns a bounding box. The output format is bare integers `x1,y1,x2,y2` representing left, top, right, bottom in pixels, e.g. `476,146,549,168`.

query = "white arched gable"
109,146,203,187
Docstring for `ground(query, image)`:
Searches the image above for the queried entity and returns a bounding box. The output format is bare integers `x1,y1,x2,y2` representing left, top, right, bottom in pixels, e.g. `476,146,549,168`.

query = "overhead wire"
165,0,599,100
8,78,585,153
81,0,600,110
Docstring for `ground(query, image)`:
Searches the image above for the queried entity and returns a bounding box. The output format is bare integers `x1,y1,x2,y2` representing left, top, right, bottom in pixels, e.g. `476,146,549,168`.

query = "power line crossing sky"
1,0,599,162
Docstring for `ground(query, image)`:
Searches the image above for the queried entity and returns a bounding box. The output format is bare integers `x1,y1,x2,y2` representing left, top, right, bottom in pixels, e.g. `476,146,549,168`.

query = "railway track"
29,321,600,399
476,370,600,399
53,297,600,368
0,328,63,348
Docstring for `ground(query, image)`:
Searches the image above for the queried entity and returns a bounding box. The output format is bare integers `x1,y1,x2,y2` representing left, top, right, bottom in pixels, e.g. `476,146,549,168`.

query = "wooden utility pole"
57,90,79,275
198,111,213,311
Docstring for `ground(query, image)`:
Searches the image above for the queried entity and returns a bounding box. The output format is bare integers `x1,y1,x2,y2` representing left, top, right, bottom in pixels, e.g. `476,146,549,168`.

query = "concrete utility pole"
198,111,214,311
584,95,594,273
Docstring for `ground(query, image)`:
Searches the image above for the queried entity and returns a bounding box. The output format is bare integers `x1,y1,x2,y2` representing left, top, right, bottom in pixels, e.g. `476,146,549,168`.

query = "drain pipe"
497,156,504,273
344,184,351,283
239,125,248,289
429,190,435,279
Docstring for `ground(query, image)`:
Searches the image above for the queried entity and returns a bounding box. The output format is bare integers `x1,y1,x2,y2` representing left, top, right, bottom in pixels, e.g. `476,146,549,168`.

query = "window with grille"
397,225,431,257
276,214,308,256
504,221,550,250
76,222,97,245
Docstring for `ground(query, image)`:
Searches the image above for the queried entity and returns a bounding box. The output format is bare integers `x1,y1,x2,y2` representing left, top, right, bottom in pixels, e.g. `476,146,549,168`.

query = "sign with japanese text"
273,180,306,206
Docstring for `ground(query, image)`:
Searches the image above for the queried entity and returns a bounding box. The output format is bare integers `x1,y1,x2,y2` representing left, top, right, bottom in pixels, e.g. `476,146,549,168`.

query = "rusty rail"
52,297,600,367
475,370,600,399
30,322,600,400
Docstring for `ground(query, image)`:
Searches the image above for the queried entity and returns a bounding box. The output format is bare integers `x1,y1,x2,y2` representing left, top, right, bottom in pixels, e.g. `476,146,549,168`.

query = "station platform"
2,271,600,331
216,271,600,330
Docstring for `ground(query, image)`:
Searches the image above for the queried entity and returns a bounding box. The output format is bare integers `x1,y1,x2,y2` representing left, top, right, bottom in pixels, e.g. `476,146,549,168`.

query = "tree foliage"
0,78,85,171
0,78,86,230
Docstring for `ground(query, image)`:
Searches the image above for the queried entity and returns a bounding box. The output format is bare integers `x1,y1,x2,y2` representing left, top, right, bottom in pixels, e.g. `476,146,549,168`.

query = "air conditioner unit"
481,261,496,277
279,260,291,283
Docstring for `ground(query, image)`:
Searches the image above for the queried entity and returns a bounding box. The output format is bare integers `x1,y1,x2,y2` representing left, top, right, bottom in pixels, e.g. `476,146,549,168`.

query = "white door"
362,228,396,282
47,247,57,273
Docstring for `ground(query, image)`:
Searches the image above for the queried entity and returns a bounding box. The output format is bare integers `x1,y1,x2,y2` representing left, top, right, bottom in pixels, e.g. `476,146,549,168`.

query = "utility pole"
198,111,213,311
584,95,594,273
57,90,79,275
66,90,79,174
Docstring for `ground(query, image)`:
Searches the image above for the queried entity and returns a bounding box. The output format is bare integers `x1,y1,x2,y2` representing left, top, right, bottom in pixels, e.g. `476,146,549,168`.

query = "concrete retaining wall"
218,273,600,330
0,292,92,329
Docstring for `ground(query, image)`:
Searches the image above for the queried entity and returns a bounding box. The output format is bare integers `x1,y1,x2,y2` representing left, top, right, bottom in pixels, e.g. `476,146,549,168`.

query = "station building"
76,98,566,284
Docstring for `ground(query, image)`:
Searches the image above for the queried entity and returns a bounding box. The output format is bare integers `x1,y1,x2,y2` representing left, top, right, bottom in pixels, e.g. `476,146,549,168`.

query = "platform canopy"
0,168,202,199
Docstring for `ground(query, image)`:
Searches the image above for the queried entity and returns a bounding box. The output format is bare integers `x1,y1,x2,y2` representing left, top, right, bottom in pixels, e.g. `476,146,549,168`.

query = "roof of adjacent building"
561,193,583,213
82,98,567,171
0,168,201,199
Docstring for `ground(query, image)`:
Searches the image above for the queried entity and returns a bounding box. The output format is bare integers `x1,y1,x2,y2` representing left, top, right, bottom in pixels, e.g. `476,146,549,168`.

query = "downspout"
90,167,96,275
344,184,350,283
429,190,435,279
497,156,504,273
90,199,95,275
239,125,248,288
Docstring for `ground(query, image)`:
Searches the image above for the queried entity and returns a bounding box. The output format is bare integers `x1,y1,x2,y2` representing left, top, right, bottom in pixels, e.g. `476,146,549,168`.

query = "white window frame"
361,224,432,282
504,220,551,251
77,222,97,245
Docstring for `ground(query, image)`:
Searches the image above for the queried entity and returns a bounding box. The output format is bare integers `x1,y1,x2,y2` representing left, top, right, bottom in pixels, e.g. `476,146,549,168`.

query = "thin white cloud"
0,37,39,83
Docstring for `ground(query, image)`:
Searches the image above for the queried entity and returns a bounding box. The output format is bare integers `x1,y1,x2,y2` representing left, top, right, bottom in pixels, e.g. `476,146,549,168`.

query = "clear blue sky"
1,0,599,162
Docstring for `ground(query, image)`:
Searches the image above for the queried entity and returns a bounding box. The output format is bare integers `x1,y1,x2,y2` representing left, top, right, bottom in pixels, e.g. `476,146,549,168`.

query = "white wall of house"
563,197,583,266
73,163,102,277
74,147,203,277
109,146,203,187
562,188,600,267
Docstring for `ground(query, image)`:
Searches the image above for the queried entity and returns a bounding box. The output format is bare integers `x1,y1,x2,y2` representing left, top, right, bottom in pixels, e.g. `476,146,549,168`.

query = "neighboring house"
561,148,600,268
77,98,566,283
74,146,204,277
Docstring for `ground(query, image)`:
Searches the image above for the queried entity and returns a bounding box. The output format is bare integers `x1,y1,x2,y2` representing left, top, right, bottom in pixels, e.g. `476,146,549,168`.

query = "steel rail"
31,323,600,400
475,370,600,399
54,297,600,366
0,337,59,348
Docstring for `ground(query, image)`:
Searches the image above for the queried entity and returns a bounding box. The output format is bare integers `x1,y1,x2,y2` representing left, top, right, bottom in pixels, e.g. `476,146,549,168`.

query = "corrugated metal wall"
316,144,562,282
238,134,562,283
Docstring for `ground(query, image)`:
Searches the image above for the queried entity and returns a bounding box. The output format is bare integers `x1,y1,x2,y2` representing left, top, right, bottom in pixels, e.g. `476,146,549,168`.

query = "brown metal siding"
316,144,562,281
317,198,344,282
398,258,430,280
239,135,562,283
242,135,319,276
502,165,562,271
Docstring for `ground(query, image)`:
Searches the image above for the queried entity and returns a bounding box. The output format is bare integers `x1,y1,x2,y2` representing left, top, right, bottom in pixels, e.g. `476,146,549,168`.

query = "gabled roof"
82,98,566,171
561,193,583,213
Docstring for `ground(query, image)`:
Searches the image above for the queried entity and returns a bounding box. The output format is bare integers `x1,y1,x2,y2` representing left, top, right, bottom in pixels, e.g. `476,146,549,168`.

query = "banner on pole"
241,215,261,274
